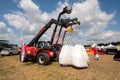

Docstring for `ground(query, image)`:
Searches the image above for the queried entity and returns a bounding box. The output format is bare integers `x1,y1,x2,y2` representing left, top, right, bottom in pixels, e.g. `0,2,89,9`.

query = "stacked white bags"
59,44,89,68
59,45,73,65
71,45,89,68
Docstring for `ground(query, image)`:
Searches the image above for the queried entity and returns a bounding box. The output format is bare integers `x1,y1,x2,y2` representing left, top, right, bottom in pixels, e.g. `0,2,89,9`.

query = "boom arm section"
27,18,80,46
27,19,61,46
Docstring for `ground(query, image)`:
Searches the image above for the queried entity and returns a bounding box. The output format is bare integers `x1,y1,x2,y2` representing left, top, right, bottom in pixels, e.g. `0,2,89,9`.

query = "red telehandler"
20,6,80,65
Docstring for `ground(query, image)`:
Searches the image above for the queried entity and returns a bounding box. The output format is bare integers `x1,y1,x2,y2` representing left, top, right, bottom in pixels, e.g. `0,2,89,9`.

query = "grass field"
0,54,120,80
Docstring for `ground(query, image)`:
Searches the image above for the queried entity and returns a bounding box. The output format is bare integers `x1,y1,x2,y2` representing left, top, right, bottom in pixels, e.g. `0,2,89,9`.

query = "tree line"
97,41,120,46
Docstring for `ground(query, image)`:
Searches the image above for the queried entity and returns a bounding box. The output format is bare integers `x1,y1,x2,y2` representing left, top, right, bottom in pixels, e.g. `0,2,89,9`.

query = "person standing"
91,44,99,60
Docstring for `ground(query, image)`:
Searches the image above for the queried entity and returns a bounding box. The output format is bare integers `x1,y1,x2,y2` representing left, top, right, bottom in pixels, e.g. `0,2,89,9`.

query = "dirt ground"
0,54,120,80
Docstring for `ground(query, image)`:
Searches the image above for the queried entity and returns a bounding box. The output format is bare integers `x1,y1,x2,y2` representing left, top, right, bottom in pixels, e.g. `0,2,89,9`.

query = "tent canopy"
107,44,116,48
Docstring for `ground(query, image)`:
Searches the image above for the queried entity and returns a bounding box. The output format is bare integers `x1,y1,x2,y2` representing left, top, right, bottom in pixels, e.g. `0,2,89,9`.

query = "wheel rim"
39,55,45,64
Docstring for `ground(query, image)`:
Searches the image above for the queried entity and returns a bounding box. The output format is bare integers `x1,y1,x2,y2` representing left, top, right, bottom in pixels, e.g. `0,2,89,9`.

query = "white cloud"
64,0,118,44
0,22,21,46
0,22,13,34
86,31,120,43
4,0,66,45
3,0,120,46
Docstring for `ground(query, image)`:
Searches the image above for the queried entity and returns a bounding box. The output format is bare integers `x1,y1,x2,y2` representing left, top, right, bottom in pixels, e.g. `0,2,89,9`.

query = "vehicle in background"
106,48,118,55
0,40,19,56
97,48,106,55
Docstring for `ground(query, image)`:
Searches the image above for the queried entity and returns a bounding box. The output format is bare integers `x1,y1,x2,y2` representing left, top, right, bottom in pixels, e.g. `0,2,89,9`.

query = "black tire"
8,52,13,56
54,52,59,62
37,53,50,65
1,55,4,56
114,58,120,61
19,53,28,62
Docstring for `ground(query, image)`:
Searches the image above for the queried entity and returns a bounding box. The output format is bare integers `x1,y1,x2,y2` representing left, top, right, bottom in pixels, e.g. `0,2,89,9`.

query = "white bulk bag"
71,45,88,68
59,45,72,65
81,45,89,63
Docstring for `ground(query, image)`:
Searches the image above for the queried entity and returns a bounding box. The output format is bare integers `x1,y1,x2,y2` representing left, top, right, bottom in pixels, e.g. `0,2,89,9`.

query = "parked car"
0,40,19,56
106,48,118,55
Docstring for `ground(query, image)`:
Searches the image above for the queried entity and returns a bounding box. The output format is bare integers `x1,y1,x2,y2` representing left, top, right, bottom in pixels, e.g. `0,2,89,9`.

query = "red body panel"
23,45,54,58
25,46,38,56
56,34,60,44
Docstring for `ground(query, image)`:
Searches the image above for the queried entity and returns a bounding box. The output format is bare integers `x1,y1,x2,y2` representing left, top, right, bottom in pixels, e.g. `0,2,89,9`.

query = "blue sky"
0,0,120,46
99,0,120,31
